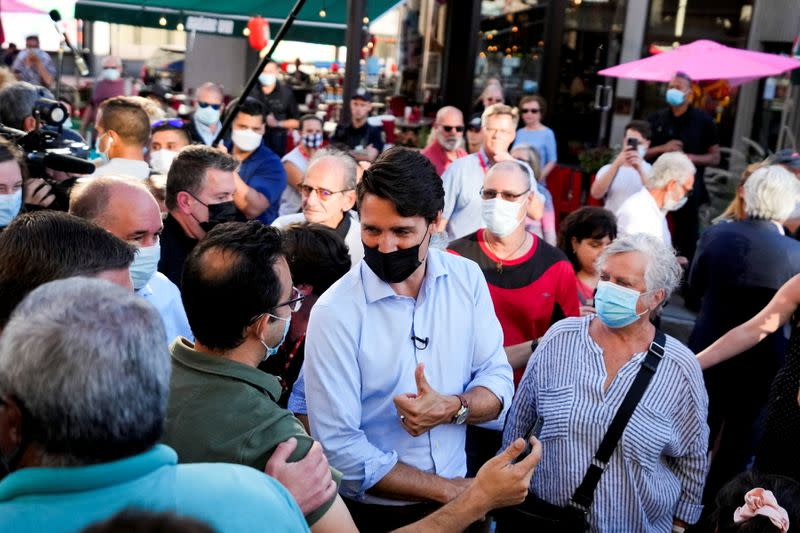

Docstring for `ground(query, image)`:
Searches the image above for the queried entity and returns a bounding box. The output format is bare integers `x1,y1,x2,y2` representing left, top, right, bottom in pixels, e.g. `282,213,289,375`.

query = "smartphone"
515,416,544,462
626,137,639,149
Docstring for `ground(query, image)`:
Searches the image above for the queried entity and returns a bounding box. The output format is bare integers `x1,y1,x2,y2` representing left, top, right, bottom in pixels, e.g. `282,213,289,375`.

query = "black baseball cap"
352,87,372,102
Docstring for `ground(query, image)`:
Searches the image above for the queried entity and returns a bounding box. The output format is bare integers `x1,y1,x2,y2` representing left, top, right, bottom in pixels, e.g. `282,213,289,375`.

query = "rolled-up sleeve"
287,365,307,415
304,301,398,498
668,362,710,524
465,264,514,430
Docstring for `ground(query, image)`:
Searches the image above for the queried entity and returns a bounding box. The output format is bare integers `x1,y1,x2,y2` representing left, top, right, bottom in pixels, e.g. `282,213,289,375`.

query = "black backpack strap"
569,330,667,511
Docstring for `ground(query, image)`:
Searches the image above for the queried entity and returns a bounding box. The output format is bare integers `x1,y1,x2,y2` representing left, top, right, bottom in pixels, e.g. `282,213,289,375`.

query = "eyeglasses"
468,125,482,132
198,102,221,110
299,184,353,201
484,127,514,136
441,125,465,133
152,118,186,128
250,286,305,324
522,108,541,114
272,286,305,312
480,187,530,202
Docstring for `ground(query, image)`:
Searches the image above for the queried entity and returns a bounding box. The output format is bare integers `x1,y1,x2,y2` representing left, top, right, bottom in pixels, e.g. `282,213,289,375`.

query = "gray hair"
596,233,682,304
0,277,170,466
0,81,43,129
743,165,800,221
197,82,223,99
648,152,696,190
308,147,358,190
486,159,535,190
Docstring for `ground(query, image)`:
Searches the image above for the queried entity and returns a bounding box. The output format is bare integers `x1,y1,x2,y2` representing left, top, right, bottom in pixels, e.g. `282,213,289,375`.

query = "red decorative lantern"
247,16,270,51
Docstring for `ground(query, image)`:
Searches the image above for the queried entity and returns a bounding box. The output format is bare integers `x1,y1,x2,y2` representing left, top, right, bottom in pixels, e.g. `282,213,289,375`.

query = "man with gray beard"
421,106,467,176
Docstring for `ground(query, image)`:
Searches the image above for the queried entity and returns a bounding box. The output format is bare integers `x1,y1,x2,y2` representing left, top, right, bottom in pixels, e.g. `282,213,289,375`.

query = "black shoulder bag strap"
569,329,667,512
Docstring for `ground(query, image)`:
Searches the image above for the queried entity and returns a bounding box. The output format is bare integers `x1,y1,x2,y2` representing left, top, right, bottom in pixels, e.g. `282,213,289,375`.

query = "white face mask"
150,149,178,175
231,129,262,152
259,73,277,87
97,133,114,161
662,183,688,212
637,145,647,158
481,197,525,237
102,68,121,81
130,243,161,291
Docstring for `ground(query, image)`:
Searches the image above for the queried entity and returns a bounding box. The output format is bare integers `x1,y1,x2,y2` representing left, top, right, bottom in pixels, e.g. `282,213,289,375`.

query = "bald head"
485,160,531,191
434,106,465,152
70,177,163,247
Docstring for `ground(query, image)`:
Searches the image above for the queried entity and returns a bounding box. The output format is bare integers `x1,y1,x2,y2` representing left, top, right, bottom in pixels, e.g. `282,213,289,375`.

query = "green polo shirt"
163,338,340,526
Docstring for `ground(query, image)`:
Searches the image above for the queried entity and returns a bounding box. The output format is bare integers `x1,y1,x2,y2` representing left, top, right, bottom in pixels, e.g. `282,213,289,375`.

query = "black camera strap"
569,329,666,512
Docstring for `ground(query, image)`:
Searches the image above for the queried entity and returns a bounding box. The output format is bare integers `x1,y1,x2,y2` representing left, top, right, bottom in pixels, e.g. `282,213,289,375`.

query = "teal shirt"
0,444,309,533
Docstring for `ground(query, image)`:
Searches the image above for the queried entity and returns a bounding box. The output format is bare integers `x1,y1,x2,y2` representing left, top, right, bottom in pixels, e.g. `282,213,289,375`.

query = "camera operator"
0,138,25,228
0,81,84,144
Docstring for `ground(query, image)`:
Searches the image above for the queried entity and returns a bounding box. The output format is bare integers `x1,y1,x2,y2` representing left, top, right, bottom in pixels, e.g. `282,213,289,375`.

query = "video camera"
0,97,96,210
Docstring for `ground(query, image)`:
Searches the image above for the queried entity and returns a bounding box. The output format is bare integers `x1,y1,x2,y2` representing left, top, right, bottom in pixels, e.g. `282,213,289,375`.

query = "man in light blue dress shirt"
304,147,514,531
69,176,193,344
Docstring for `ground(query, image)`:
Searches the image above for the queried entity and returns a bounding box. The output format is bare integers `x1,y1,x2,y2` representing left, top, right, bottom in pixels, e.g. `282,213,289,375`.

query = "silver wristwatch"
452,394,469,425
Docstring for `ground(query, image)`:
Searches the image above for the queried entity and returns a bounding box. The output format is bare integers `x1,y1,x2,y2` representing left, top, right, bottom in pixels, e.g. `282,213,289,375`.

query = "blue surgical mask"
131,243,161,291
665,88,686,107
102,68,121,81
0,190,22,227
261,313,291,360
195,105,220,127
595,280,655,328
259,73,277,87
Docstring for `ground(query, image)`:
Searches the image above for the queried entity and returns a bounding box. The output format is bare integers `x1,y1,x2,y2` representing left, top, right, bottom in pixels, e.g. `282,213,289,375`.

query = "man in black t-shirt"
251,60,299,157
647,72,720,263
331,88,384,162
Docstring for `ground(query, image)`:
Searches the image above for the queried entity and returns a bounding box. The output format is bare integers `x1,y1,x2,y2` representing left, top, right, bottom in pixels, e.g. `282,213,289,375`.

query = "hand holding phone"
515,416,544,463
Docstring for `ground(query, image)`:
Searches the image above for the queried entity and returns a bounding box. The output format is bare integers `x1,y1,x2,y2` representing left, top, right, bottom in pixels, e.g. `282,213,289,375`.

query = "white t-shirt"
596,161,652,214
278,146,309,216
615,187,672,247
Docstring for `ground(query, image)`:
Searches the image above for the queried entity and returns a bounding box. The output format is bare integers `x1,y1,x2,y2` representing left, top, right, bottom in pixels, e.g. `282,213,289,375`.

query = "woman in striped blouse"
503,233,710,532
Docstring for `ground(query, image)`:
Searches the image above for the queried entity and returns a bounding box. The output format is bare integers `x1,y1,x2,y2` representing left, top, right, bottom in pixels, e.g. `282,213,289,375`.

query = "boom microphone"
27,151,96,175
49,10,90,76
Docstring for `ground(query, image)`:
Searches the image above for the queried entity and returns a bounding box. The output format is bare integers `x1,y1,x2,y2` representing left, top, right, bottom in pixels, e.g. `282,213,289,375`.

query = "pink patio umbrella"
0,0,45,14
599,40,800,86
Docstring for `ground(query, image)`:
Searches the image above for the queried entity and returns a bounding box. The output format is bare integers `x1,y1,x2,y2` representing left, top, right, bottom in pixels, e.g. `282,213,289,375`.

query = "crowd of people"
0,53,798,533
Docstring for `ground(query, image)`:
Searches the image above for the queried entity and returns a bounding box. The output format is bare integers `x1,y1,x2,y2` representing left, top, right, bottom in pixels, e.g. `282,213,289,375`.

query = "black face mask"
184,191,243,233
363,231,429,284
200,201,242,232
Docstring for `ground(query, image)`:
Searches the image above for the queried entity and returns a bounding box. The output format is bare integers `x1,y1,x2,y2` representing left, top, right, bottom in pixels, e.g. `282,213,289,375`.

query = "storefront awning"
74,0,402,46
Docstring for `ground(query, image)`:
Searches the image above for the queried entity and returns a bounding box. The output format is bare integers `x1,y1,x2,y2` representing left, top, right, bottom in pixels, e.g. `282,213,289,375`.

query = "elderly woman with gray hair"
688,164,800,504
501,233,709,532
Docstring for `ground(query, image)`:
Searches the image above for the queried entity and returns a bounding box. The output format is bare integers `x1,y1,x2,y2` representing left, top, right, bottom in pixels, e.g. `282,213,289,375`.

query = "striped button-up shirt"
503,316,709,531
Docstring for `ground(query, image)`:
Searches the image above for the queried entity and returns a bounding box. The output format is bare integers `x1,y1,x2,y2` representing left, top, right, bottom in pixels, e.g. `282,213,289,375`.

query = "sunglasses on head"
441,125,464,133
198,102,221,110
152,118,186,128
